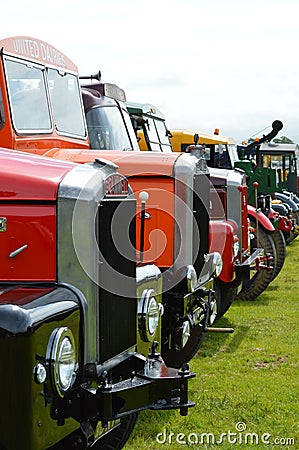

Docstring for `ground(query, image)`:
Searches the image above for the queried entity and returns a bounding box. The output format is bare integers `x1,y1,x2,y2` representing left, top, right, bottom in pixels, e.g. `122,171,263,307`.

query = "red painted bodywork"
210,221,235,283
247,204,275,231
0,149,76,284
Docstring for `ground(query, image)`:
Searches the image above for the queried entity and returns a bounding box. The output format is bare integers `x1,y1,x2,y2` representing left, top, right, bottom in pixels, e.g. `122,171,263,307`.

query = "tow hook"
205,326,234,333
202,292,234,333
257,253,274,271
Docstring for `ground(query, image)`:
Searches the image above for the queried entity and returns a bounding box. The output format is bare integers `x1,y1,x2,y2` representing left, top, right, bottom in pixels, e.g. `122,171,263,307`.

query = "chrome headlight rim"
186,265,198,293
265,194,272,210
138,289,161,342
46,327,77,398
212,252,223,277
233,235,239,258
181,320,191,348
258,195,267,212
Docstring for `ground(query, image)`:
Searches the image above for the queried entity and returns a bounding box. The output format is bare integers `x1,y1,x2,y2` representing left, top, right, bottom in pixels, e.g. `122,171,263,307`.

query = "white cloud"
1,0,299,142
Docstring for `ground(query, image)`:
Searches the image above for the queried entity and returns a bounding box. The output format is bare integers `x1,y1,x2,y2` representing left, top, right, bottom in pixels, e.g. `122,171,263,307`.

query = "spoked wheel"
162,322,205,369
236,221,277,301
271,229,286,280
49,413,138,450
214,278,238,319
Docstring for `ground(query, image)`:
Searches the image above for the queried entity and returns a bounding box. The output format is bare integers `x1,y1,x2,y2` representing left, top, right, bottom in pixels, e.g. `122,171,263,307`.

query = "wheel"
91,414,138,450
284,210,299,244
162,322,205,369
214,278,237,319
236,222,277,301
271,230,286,280
48,413,138,450
289,210,299,243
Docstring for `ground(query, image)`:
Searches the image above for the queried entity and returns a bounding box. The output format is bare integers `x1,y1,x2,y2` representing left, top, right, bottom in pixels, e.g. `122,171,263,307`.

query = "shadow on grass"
198,315,250,357
232,294,271,309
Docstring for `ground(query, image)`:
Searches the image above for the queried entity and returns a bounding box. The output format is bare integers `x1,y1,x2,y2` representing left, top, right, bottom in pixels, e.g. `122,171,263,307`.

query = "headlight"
213,252,223,277
138,289,162,342
181,320,191,348
233,235,239,258
46,327,77,397
258,195,266,211
265,195,272,210
187,265,197,293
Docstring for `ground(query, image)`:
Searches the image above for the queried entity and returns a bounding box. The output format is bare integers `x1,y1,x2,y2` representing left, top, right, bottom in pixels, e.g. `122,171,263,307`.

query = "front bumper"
0,286,195,450
235,247,272,281
64,354,195,425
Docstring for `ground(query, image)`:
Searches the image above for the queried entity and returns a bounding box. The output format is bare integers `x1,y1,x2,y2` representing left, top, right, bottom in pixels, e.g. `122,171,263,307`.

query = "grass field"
125,237,299,449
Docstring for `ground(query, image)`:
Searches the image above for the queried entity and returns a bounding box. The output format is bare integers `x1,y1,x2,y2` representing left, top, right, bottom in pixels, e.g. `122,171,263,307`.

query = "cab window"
47,69,86,137
86,105,133,150
5,58,52,132
122,108,140,151
145,117,161,151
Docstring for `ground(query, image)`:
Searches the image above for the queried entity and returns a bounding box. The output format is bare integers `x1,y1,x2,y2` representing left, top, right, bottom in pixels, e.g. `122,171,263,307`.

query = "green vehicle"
235,122,299,243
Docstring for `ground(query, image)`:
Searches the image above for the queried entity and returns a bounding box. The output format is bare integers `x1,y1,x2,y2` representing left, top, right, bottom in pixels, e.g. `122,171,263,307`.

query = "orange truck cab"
126,103,277,303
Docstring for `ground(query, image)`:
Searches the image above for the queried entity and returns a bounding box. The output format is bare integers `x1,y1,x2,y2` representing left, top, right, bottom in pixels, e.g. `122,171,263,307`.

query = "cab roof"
0,36,78,73
170,129,236,145
126,102,165,120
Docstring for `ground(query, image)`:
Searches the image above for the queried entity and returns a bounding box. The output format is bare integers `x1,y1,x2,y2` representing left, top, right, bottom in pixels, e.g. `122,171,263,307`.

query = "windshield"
86,105,134,150
5,58,51,132
212,144,232,168
227,144,239,164
122,108,140,151
47,69,86,137
4,57,86,137
145,117,172,152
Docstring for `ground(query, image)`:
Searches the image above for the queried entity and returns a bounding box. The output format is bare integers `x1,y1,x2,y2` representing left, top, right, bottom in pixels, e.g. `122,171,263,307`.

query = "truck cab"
74,79,226,367
125,103,279,303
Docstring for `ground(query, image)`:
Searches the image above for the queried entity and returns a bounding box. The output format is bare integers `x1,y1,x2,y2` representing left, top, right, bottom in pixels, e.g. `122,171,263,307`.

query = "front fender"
0,285,81,450
247,204,275,232
209,221,234,283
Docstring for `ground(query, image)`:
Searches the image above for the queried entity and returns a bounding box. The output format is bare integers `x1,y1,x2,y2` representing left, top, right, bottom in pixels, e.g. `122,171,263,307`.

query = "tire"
162,323,205,369
214,278,238,319
236,222,277,301
284,210,299,244
49,413,138,450
271,230,286,279
91,413,138,450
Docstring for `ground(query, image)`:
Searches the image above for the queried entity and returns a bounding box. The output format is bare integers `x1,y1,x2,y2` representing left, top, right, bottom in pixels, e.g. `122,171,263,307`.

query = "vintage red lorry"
0,36,198,449
0,37,228,371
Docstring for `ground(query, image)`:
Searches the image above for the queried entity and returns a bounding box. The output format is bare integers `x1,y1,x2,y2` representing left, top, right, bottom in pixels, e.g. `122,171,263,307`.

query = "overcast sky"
2,0,299,143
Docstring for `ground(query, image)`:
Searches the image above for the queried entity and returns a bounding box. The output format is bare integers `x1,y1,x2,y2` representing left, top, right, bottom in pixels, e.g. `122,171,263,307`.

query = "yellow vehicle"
170,129,232,152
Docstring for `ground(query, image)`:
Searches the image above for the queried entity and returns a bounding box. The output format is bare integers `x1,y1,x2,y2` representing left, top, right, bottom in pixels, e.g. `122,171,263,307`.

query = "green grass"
125,238,299,449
